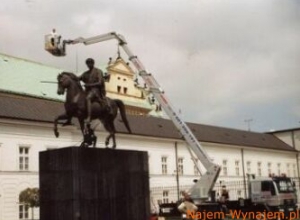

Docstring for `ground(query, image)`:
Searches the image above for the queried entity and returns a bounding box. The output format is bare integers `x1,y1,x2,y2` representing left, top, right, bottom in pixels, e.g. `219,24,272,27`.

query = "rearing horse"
54,72,132,148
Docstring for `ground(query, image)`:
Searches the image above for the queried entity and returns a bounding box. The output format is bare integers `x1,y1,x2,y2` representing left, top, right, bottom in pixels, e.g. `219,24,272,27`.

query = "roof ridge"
0,52,64,70
0,89,63,103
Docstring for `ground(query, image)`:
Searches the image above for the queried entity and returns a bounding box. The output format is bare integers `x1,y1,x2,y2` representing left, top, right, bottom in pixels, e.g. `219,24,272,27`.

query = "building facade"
270,128,300,151
0,53,298,219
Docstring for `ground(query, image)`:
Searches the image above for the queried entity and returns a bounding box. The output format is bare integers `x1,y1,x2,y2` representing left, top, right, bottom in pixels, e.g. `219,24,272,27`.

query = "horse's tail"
115,99,132,134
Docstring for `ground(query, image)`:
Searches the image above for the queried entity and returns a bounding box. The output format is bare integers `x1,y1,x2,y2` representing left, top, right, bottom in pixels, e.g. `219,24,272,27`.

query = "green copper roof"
0,53,109,101
0,53,64,100
0,53,154,112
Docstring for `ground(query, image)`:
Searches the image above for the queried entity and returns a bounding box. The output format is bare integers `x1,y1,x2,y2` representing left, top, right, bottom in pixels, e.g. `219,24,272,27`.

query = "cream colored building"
106,57,150,115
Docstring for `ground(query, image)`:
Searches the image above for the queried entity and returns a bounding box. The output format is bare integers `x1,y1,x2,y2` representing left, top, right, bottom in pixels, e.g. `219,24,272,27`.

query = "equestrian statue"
54,58,132,148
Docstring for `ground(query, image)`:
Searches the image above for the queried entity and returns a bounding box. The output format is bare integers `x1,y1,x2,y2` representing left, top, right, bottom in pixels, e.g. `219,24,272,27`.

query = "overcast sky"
1,0,299,132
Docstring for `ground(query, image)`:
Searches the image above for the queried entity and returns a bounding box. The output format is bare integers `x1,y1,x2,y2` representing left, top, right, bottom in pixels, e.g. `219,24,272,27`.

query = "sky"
1,0,299,132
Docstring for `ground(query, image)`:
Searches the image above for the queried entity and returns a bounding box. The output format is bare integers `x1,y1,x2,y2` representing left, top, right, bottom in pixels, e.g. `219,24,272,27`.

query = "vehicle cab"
249,174,297,214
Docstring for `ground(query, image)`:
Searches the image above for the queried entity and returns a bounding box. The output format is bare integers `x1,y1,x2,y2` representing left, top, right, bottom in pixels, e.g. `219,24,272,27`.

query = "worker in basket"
50,28,61,47
49,28,66,56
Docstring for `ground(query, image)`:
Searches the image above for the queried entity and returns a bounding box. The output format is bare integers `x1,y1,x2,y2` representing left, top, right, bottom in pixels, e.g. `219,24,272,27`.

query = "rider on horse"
78,58,109,124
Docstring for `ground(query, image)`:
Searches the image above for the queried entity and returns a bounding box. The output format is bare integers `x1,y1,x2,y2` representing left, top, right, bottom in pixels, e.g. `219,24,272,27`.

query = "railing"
150,178,300,213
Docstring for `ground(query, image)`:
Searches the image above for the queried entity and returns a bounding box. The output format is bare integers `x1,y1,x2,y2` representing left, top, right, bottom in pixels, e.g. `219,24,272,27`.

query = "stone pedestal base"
39,147,150,220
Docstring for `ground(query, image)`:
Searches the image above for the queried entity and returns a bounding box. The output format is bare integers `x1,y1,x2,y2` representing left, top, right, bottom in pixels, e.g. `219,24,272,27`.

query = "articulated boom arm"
67,32,127,46
63,32,221,200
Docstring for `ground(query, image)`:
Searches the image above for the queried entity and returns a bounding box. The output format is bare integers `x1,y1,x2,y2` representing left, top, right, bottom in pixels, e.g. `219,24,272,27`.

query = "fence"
150,177,300,213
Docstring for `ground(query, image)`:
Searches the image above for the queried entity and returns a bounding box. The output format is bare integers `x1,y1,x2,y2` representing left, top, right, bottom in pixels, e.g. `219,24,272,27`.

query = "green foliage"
19,187,39,208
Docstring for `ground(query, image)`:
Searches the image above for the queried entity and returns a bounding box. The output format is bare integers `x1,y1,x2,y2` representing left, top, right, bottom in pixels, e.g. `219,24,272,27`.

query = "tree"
19,188,39,220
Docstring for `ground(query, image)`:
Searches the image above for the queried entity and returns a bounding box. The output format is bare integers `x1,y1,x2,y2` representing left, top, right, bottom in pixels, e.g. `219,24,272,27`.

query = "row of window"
222,160,297,177
160,156,297,177
9,147,300,178
161,156,184,175
117,85,128,94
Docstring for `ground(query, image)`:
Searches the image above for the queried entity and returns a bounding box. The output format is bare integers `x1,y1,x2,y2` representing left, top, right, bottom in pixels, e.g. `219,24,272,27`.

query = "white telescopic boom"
64,32,221,200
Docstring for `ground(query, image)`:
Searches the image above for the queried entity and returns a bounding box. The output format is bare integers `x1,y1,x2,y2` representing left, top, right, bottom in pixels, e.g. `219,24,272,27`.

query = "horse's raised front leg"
54,113,70,138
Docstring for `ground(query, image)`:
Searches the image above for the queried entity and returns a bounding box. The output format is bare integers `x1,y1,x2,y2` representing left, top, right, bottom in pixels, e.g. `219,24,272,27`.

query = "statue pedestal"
39,147,150,220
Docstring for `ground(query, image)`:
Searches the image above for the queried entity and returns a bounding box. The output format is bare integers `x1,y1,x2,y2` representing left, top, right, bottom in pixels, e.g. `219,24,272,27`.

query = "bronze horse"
54,72,131,148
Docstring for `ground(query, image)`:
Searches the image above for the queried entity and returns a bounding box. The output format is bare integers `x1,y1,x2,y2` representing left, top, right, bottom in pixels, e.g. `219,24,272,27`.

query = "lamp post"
175,142,180,201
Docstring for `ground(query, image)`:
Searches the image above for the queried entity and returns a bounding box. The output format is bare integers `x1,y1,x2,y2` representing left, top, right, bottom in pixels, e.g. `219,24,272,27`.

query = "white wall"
0,119,298,218
274,130,300,151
